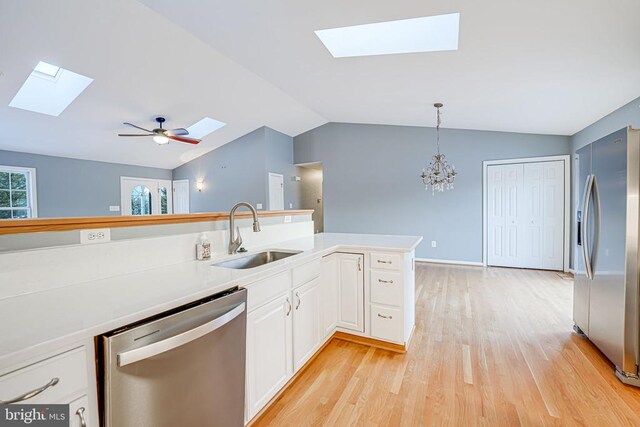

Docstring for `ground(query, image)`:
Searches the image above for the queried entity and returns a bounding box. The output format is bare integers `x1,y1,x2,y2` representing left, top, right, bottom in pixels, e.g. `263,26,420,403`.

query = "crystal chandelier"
420,103,457,194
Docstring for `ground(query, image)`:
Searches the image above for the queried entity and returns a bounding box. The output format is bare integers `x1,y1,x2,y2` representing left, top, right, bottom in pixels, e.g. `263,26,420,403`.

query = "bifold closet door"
488,161,564,270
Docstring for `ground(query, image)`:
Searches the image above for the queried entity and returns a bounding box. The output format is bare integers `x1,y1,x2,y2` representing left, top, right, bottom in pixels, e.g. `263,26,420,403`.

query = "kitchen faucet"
228,202,261,254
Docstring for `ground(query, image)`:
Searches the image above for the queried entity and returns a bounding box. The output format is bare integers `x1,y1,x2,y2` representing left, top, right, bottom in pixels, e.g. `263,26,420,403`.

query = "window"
131,185,153,215
0,166,37,219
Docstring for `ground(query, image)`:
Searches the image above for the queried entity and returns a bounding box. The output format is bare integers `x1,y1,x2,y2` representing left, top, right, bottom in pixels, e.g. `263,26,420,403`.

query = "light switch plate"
284,215,292,223
431,240,437,248
80,228,111,244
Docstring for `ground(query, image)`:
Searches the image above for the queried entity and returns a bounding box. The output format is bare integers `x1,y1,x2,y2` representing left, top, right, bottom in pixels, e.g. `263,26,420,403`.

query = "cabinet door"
336,253,364,332
320,254,338,338
245,294,293,421
293,277,321,371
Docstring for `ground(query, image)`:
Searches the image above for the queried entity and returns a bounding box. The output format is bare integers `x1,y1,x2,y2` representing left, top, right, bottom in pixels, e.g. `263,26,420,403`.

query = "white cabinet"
336,253,365,332
320,254,338,338
369,251,415,345
245,294,292,421
69,395,89,427
0,346,95,426
292,277,321,371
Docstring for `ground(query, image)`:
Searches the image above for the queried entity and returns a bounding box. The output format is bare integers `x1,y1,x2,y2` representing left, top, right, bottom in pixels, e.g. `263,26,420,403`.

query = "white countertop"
0,232,421,367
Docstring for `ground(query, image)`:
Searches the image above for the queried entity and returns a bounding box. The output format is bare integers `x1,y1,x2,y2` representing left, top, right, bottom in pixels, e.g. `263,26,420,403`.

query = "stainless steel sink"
212,250,302,269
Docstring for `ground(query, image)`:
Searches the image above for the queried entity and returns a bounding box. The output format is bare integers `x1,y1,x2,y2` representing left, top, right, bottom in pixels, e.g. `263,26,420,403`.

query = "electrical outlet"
80,228,111,244
256,203,263,209
289,203,293,209
431,240,437,248
109,205,120,212
284,215,292,223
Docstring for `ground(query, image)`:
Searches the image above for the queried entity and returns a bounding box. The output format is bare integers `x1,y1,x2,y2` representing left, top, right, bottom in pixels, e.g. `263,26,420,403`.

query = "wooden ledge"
0,210,314,235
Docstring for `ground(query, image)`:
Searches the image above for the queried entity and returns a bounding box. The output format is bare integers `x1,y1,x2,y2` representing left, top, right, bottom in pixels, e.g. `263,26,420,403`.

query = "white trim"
0,165,38,218
481,154,571,272
415,257,484,267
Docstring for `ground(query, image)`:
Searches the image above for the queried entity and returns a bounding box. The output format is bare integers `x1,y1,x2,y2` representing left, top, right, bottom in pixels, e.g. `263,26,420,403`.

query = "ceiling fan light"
153,135,169,145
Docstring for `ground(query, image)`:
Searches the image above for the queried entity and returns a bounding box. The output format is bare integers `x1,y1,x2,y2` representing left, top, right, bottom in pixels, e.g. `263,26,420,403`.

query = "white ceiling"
0,0,325,169
2,0,639,169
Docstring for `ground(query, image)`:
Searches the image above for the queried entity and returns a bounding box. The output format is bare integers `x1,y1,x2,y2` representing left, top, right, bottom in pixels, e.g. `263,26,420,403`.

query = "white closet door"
487,164,523,267
541,161,564,270
488,160,564,270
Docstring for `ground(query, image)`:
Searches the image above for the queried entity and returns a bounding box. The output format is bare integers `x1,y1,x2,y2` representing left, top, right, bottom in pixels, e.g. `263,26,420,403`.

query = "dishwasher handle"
117,302,246,367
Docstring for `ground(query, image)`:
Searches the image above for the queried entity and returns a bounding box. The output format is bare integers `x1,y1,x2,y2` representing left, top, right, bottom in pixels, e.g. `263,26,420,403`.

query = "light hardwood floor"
254,263,640,426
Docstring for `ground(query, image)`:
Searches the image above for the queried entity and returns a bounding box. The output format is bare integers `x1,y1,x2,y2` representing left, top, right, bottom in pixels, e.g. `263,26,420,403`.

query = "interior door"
172,179,190,214
488,161,564,270
487,164,523,267
268,173,284,210
121,178,160,216
540,161,565,270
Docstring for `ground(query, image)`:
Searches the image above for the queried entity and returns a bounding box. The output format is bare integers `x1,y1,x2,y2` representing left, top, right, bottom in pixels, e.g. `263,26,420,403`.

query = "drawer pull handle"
377,260,392,264
76,407,87,427
0,377,59,404
377,313,393,320
295,292,301,310
378,279,394,284
285,297,292,316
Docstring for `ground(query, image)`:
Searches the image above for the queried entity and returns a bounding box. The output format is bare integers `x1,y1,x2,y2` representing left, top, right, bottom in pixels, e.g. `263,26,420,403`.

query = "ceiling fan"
118,117,201,145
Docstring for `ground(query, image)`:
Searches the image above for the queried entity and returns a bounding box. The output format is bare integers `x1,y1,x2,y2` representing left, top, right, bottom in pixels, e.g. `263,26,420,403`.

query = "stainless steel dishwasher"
101,287,247,427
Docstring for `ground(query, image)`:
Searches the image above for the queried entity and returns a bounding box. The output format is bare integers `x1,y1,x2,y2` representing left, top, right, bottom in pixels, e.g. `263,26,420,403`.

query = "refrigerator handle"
581,174,594,280
591,175,601,276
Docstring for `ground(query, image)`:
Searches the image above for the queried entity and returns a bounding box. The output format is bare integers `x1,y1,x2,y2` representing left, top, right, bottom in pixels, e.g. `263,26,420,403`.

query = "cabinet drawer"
69,395,89,427
292,258,321,288
370,270,403,306
370,252,402,271
0,347,87,405
245,271,292,312
370,305,403,343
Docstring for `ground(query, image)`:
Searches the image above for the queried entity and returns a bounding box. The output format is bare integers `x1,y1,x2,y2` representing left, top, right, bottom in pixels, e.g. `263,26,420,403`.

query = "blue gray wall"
264,127,302,210
0,150,171,218
571,96,640,152
294,123,571,261
173,126,302,212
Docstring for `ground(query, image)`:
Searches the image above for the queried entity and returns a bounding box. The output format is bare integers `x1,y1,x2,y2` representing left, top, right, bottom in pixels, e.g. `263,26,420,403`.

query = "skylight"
186,117,226,139
9,61,93,116
33,61,61,78
315,13,460,58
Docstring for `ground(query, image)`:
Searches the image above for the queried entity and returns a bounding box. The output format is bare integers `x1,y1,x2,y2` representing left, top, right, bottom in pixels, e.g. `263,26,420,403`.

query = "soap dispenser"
196,233,211,260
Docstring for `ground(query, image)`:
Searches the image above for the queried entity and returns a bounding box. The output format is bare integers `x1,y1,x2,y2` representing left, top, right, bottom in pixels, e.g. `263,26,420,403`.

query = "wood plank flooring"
254,263,640,426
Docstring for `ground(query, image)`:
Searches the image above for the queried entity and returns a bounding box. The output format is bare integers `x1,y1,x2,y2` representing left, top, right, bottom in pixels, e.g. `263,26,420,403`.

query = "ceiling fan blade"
168,135,201,145
123,122,153,133
118,133,155,137
166,128,189,136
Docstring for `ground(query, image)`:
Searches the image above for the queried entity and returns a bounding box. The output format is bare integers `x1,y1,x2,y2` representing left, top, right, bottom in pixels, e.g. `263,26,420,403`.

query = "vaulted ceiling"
2,0,639,169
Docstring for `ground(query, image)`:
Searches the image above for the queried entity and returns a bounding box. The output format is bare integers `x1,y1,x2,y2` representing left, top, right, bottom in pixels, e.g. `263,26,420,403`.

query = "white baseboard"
415,258,484,267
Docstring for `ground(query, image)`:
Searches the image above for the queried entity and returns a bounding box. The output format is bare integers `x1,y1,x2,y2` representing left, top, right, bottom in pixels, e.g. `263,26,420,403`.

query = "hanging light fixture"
420,103,457,194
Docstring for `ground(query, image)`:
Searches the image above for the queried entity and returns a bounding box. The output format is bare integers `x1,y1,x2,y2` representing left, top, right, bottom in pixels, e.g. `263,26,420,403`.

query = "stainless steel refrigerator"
574,126,640,386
